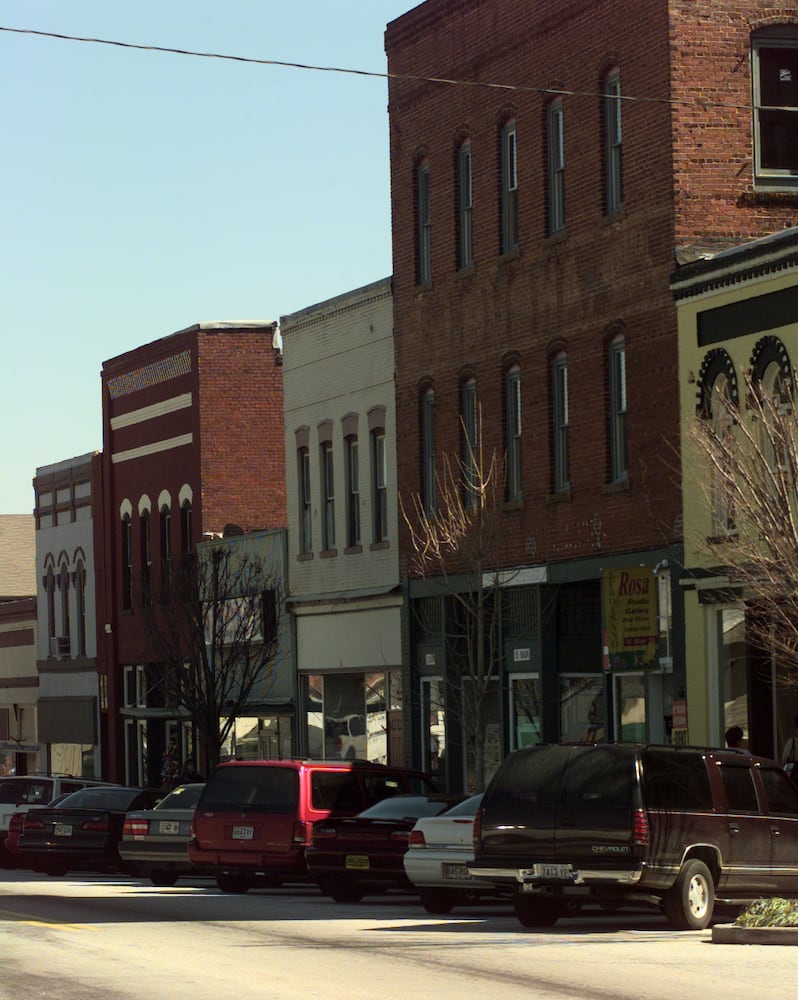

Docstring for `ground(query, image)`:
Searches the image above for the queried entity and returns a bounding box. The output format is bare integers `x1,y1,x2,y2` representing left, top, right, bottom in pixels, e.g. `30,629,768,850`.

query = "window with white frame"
552,353,569,492
320,441,335,551
604,69,623,213
372,428,388,543
345,435,360,548
461,378,478,507
752,29,798,187
608,337,627,482
505,366,522,502
298,447,312,554
457,140,473,269
501,120,518,253
421,388,436,514
547,99,565,234
416,159,432,284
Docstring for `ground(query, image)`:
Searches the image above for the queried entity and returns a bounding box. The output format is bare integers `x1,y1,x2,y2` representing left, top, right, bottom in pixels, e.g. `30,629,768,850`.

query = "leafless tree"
686,366,798,681
142,539,282,772
402,411,514,790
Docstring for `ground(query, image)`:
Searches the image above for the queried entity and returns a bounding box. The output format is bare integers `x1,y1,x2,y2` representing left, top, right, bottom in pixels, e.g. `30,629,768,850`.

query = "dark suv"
188,759,438,893
470,743,798,929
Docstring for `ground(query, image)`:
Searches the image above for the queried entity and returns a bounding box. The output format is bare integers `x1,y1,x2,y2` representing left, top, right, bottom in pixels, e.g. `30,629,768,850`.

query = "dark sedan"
119,783,205,886
307,793,463,903
19,785,161,877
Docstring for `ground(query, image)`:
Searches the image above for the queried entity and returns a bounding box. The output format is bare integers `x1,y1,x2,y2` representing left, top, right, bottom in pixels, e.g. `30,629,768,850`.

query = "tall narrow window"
180,500,193,556
59,561,70,654
372,429,388,543
505,366,522,502
608,338,627,482
752,30,798,186
46,566,56,645
501,121,518,253
160,506,171,602
457,141,473,269
345,435,360,548
461,378,478,507
552,354,569,492
547,100,565,234
298,448,312,554
321,442,335,551
710,373,736,535
76,560,86,657
421,388,436,514
122,514,133,611
140,510,152,607
603,70,623,213
416,159,431,284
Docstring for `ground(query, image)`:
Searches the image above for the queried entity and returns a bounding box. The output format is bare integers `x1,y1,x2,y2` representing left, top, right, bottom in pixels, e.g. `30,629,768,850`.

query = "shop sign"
603,567,659,670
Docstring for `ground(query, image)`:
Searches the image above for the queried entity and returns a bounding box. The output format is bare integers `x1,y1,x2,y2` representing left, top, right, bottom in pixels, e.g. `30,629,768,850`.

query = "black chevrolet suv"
469,743,798,929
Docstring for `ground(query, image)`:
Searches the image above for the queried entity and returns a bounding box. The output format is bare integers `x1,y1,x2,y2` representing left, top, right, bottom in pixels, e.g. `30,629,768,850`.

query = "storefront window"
560,674,605,742
614,673,646,741
303,672,400,763
720,606,748,741
510,675,542,749
463,678,502,792
421,677,446,784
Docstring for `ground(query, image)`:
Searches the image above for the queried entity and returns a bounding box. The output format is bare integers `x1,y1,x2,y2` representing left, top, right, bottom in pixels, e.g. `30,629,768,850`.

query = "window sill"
370,540,390,551
320,548,338,559
543,228,568,247
546,488,572,505
455,265,475,279
602,477,630,495
296,552,314,562
706,532,739,545
599,208,625,226
344,545,363,555
498,247,520,264
414,280,433,294
502,497,524,511
746,184,798,200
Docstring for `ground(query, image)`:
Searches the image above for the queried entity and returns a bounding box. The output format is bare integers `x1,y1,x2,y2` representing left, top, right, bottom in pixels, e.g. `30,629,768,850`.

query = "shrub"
735,898,798,928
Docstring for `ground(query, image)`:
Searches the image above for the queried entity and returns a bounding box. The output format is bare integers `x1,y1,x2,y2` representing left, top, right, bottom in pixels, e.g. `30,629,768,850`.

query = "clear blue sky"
0,1,415,513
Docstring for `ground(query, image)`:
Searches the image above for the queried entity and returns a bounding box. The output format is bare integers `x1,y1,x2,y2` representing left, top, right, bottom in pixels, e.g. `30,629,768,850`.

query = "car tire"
216,872,252,894
420,888,455,915
45,862,69,878
513,895,560,928
150,871,179,887
663,859,715,930
324,876,364,904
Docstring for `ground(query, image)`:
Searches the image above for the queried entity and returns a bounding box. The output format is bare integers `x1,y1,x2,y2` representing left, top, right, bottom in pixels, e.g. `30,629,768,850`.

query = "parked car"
307,793,464,903
403,794,508,914
0,775,110,866
19,785,161,877
188,759,439,893
469,742,798,930
4,792,76,868
119,783,205,886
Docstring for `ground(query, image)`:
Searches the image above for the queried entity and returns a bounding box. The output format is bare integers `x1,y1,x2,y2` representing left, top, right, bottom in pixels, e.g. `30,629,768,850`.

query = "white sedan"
403,793,508,914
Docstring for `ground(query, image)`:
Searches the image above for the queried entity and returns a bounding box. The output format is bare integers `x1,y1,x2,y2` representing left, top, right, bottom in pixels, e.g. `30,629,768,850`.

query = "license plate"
533,863,573,880
232,826,254,841
443,863,471,880
158,821,180,835
345,854,369,870
54,824,72,837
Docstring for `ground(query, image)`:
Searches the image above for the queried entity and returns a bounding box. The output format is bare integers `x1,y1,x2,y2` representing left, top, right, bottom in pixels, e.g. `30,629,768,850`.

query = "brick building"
99,322,286,784
385,0,798,789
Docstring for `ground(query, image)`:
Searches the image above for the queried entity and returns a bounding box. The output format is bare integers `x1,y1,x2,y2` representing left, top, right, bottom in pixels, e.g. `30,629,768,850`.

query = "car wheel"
663,859,715,930
324,877,364,904
513,895,560,928
216,872,252,894
420,888,455,915
150,871,179,887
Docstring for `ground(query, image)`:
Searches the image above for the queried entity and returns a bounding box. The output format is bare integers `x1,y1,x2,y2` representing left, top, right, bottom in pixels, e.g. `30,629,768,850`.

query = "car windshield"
156,784,205,810
357,796,456,820
55,787,143,811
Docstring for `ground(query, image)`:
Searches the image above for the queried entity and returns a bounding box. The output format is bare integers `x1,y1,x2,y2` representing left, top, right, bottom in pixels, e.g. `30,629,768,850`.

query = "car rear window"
559,747,635,809
485,745,571,807
642,750,713,810
0,780,53,805
200,766,299,813
58,787,144,811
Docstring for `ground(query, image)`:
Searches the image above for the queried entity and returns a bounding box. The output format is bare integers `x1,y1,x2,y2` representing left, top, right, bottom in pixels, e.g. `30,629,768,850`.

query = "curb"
712,923,798,945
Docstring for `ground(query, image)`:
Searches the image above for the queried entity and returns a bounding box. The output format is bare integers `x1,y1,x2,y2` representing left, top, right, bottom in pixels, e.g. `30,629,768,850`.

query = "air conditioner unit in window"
49,636,71,657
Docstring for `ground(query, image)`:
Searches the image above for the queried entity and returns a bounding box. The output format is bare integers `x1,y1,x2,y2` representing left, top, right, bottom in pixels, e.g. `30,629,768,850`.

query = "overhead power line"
0,24,791,114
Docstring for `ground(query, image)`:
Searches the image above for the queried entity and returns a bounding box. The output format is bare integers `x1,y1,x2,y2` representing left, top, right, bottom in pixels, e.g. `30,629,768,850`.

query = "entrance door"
613,673,646,742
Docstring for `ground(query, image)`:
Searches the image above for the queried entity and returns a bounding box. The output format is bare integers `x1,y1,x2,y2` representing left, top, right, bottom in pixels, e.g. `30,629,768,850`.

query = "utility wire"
1,24,793,113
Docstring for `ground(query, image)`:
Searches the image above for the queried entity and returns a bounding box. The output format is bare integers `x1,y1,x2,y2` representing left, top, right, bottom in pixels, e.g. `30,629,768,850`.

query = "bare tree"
686,366,798,680
142,539,283,773
402,412,513,791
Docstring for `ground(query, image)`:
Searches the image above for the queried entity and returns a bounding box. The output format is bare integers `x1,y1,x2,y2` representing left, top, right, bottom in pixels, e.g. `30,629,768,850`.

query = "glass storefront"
303,671,401,764
559,674,606,742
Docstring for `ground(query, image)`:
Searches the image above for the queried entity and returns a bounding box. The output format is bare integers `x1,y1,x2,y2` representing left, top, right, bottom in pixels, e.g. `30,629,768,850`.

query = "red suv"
188,759,438,893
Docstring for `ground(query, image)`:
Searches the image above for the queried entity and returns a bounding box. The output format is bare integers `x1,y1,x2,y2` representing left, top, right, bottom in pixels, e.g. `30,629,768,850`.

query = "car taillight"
472,809,482,850
408,829,426,848
293,820,308,844
9,814,24,832
632,808,649,846
24,817,44,830
123,818,149,837
388,830,411,843
82,820,111,832
310,824,336,842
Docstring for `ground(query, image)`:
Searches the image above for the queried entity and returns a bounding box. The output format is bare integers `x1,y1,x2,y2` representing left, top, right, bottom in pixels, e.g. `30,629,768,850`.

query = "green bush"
735,898,798,927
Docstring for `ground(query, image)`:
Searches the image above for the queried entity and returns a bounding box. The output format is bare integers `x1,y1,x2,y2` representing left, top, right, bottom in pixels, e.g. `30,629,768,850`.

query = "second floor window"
608,338,627,482
122,515,133,611
752,29,798,186
501,121,518,253
140,511,152,606
604,70,623,213
321,442,335,550
461,379,478,507
505,366,522,502
457,141,473,269
547,100,565,234
552,354,569,492
160,506,171,602
298,448,312,554
416,160,432,284
421,389,436,514
345,436,360,548
372,429,388,543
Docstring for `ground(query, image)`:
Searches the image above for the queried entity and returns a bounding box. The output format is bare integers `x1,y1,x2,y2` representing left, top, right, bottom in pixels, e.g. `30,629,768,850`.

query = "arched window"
456,138,473,269
75,559,87,656
551,351,569,492
608,335,627,483
461,376,478,507
698,349,739,536
603,68,623,214
421,387,436,514
59,560,70,655
500,119,518,253
505,365,522,502
546,99,565,234
140,510,152,607
160,504,172,603
415,156,432,284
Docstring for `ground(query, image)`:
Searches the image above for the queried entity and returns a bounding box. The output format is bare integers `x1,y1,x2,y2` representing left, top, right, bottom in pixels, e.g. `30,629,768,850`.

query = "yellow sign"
603,567,659,669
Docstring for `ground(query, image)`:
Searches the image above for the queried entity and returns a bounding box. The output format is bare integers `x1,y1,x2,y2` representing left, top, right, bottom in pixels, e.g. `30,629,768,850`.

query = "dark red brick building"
385,0,798,790
99,322,285,783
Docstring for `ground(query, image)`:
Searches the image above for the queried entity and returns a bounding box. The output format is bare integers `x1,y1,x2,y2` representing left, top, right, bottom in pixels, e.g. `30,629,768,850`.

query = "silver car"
119,783,205,886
